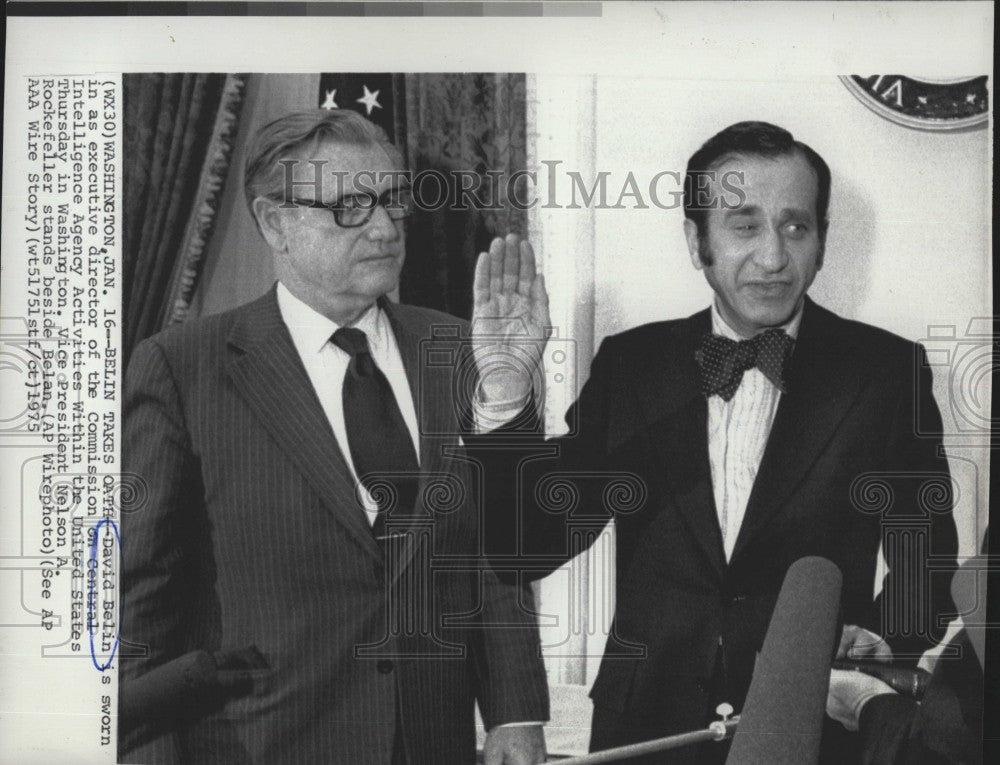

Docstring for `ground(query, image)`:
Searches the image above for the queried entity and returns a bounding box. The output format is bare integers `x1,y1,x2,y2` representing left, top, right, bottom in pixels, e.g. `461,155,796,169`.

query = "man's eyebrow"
722,204,760,218
341,183,411,197
327,185,411,206
721,205,816,221
779,206,816,221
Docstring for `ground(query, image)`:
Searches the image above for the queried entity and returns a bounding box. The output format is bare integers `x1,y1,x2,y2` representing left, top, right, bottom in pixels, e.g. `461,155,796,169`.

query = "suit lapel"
731,298,868,561
642,311,727,577
380,300,455,574
226,287,383,560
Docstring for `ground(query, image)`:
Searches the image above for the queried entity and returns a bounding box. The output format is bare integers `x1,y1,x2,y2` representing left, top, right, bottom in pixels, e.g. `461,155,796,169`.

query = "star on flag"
356,85,382,116
317,74,397,140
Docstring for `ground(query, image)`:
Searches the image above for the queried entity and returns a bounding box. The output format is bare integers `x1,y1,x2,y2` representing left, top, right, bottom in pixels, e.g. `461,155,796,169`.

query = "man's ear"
251,197,288,253
816,224,827,270
683,218,704,271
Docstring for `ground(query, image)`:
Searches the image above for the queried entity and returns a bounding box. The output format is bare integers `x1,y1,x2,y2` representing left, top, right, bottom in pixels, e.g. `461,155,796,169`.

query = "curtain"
313,73,528,319
123,73,246,363
400,74,528,320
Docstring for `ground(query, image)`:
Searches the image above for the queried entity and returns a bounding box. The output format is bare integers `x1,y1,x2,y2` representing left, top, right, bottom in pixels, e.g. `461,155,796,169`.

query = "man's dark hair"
683,121,831,240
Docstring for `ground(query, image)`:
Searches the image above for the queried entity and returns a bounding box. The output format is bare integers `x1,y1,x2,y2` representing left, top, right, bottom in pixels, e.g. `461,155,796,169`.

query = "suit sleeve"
461,339,625,725
119,338,204,760
857,694,917,765
858,628,984,765
874,344,958,662
468,337,619,582
468,569,551,729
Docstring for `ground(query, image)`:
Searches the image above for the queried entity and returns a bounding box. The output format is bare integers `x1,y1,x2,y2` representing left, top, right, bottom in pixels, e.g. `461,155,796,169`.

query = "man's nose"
365,204,401,242
753,227,788,272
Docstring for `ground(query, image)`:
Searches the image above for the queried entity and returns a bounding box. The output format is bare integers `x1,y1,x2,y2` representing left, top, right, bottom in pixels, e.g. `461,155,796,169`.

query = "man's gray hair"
243,109,404,213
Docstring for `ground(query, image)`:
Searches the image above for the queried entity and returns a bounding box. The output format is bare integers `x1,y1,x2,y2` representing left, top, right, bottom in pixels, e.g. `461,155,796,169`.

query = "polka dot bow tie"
695,328,795,401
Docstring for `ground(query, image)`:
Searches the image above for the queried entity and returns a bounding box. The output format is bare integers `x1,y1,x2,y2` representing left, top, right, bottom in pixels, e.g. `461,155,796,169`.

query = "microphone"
831,659,931,700
726,556,843,765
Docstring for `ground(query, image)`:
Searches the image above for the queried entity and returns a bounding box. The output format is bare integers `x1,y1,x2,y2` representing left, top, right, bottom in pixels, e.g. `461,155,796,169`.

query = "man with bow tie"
469,121,958,764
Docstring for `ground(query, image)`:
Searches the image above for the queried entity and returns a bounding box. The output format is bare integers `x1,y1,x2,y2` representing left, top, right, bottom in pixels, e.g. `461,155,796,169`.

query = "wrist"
853,690,880,720
477,387,532,410
477,370,534,405
852,685,897,729
473,386,532,434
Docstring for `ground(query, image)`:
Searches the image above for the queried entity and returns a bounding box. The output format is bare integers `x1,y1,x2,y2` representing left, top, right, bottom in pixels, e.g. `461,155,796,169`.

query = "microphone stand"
553,707,739,764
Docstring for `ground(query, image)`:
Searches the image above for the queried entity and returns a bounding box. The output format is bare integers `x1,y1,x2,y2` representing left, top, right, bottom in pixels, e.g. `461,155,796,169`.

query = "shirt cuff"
472,387,533,433
854,689,892,722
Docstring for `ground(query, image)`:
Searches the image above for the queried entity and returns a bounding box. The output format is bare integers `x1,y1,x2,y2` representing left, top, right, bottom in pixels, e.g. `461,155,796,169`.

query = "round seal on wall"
840,75,989,131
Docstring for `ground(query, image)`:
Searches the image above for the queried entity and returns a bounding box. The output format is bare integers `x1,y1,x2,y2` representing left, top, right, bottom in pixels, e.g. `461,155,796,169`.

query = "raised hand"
472,234,550,405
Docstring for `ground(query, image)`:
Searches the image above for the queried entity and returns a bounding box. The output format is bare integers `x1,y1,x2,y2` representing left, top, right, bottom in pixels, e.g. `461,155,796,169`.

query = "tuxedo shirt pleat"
706,303,801,561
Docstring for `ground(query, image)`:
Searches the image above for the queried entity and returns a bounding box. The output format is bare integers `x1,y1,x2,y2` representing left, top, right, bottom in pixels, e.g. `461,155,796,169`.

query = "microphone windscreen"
726,556,843,765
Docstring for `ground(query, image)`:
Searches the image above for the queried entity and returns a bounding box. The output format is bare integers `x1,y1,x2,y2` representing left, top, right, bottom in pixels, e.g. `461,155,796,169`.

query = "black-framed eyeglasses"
273,188,414,229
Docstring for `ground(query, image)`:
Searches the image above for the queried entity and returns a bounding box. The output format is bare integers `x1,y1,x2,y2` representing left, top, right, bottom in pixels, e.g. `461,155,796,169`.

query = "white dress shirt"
707,302,802,561
276,283,420,526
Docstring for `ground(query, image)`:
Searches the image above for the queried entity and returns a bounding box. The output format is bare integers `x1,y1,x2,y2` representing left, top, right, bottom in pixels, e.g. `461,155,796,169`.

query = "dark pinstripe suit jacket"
119,286,549,764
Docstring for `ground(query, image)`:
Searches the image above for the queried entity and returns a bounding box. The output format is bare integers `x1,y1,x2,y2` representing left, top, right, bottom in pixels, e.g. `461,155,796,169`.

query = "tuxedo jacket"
119,287,548,764
475,297,957,759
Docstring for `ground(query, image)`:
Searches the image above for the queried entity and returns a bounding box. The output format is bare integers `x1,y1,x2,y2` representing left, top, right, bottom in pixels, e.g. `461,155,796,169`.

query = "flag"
317,73,403,143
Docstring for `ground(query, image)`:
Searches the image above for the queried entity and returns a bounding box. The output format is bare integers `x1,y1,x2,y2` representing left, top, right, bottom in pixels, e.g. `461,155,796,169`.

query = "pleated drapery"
123,73,246,363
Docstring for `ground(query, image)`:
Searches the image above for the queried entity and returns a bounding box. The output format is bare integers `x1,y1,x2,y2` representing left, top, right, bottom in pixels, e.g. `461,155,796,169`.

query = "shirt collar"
276,282,386,355
711,298,804,341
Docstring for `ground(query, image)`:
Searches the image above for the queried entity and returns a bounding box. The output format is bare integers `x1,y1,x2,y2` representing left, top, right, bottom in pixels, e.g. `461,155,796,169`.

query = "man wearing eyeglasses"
120,109,549,765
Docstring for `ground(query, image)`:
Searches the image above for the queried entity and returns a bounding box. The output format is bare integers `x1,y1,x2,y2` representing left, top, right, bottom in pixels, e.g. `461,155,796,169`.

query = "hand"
483,724,547,765
472,234,550,405
837,624,893,662
826,668,896,731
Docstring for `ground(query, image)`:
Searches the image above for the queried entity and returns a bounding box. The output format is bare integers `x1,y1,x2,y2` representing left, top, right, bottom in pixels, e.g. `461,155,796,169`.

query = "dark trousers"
392,681,408,765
